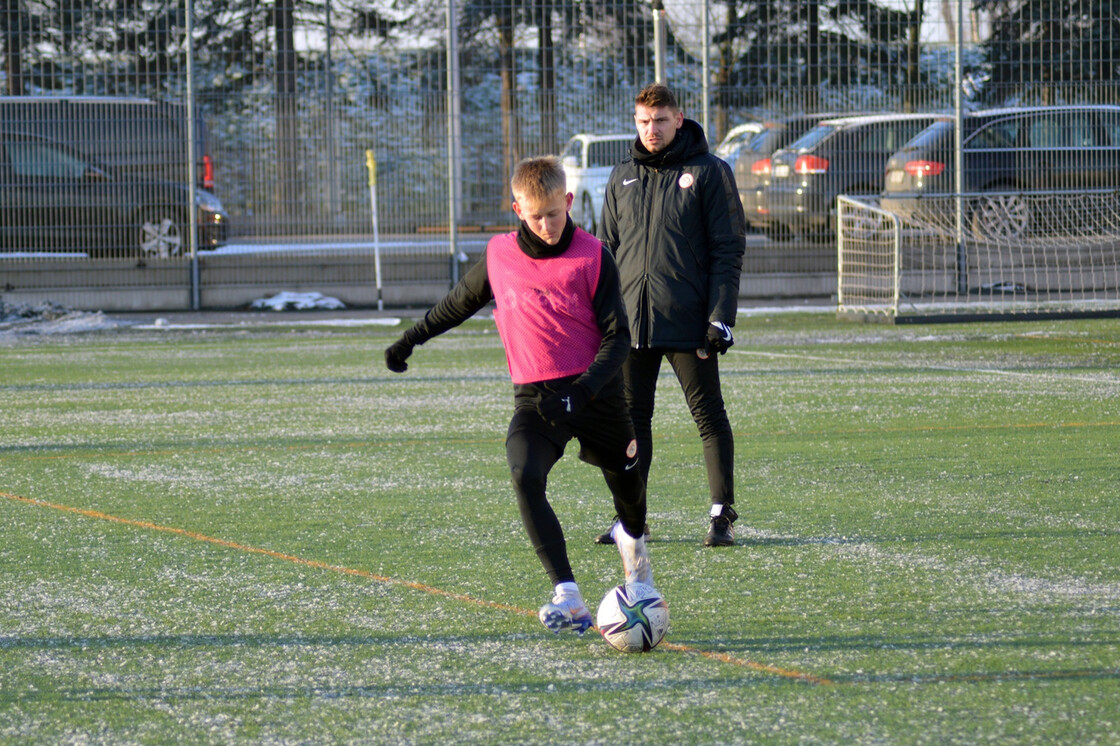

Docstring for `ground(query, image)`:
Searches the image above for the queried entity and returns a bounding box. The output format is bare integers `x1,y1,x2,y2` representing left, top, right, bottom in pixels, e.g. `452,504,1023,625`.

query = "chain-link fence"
2,0,1119,310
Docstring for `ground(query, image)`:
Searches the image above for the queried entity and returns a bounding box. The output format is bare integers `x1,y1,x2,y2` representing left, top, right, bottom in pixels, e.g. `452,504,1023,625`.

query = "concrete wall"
2,252,835,311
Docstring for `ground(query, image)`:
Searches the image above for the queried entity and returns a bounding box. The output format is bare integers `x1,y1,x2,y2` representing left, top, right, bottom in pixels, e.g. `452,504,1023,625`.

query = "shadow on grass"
642,527,1120,547
6,631,1117,695
0,631,521,652
665,633,1120,685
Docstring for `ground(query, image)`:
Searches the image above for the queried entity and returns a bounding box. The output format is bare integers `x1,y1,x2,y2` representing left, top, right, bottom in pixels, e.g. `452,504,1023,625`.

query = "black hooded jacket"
598,118,746,350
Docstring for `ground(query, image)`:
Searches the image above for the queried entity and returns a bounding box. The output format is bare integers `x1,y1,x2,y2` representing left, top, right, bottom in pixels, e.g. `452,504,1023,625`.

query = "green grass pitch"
1,311,1118,744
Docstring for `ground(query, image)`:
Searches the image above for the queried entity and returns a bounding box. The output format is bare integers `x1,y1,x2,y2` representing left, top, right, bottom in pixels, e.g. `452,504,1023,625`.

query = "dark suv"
733,113,854,239
0,95,214,191
765,113,942,239
0,132,227,257
880,105,1120,240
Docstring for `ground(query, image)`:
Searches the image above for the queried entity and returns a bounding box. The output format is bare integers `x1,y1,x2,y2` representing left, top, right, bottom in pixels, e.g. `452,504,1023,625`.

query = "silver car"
560,133,632,235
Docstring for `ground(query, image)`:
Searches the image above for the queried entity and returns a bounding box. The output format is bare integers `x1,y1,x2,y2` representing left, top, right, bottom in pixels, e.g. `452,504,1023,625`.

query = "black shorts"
509,375,639,473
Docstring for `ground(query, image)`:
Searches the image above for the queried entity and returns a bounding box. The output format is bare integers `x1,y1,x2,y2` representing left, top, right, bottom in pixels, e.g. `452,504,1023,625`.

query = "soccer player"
596,83,747,547
384,155,653,636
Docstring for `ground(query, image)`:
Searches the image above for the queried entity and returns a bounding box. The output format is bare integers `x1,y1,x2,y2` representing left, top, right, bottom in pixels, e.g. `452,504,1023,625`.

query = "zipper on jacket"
638,168,659,348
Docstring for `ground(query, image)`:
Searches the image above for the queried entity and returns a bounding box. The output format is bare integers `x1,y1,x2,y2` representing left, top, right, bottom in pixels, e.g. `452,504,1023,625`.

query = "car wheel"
138,208,187,258
580,192,597,235
970,193,1031,242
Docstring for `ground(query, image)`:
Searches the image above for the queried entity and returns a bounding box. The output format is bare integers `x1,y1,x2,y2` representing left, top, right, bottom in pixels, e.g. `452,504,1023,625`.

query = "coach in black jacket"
597,83,747,547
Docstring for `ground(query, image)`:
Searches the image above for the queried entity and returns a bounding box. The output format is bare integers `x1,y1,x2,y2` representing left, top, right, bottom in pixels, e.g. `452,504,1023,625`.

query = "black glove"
536,382,592,425
704,321,734,356
385,337,414,373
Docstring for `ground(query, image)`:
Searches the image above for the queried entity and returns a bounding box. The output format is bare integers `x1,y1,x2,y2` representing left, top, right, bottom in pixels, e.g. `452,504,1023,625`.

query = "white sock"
554,581,581,601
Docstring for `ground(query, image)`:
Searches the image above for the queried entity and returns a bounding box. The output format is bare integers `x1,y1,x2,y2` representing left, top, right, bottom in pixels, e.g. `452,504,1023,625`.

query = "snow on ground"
0,296,832,339
0,300,128,337
0,297,404,338
249,291,346,311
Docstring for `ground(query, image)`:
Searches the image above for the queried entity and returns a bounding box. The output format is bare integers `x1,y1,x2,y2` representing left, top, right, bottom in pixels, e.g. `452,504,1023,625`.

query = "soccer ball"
596,583,669,653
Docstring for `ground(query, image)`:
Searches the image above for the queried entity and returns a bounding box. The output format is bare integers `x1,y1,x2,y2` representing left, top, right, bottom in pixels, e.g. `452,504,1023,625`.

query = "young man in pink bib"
384,155,653,636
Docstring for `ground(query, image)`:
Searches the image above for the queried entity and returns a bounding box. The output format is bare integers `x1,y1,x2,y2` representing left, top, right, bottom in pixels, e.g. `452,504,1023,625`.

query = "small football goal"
837,193,1120,322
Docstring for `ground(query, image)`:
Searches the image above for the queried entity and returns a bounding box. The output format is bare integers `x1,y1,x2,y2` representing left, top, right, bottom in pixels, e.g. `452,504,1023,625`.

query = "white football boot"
538,582,593,635
611,521,654,588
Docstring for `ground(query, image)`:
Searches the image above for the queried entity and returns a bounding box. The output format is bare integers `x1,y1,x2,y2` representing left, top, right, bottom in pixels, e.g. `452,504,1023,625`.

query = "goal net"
837,193,1120,321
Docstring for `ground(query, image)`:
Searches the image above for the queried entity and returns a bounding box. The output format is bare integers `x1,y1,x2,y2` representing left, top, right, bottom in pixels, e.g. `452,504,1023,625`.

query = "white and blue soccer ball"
596,583,669,653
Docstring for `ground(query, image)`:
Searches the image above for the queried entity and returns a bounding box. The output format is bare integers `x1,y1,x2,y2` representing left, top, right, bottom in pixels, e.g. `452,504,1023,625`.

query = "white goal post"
837,193,1120,321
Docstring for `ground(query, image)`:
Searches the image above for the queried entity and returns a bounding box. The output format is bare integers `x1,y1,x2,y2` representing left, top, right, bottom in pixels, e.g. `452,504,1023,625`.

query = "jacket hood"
631,118,710,168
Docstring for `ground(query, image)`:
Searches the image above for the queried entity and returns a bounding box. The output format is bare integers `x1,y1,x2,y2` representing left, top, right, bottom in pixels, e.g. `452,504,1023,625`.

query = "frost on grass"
831,540,1120,606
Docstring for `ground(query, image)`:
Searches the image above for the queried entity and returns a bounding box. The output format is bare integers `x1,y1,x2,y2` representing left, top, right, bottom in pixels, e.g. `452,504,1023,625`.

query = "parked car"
880,105,1120,240
732,113,855,239
0,132,228,257
0,95,214,191
559,133,632,234
765,112,943,240
713,120,765,172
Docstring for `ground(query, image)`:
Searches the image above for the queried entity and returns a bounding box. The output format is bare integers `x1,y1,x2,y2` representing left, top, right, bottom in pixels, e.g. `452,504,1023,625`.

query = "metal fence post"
447,0,462,287
954,0,967,296
186,0,200,310
701,0,709,135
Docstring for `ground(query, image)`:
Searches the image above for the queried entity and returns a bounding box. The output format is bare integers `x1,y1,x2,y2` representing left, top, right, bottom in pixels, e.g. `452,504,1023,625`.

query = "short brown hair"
635,83,679,111
511,155,567,202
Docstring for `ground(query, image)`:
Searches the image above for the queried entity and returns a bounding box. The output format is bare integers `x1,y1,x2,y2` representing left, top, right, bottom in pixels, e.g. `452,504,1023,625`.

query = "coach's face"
634,103,683,154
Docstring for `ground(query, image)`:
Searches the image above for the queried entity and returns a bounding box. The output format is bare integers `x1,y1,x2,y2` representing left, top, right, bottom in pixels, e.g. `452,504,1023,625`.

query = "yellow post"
365,149,377,189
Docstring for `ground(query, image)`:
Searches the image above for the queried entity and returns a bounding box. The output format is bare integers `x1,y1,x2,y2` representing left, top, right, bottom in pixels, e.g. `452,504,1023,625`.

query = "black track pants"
622,347,734,506
506,381,647,586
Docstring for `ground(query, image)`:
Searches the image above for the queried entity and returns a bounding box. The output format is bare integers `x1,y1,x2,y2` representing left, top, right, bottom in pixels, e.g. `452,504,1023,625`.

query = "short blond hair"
511,155,567,203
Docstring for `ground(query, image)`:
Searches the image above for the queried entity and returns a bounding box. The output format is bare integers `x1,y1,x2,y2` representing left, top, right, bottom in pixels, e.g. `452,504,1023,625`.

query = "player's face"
634,103,683,154
512,189,573,245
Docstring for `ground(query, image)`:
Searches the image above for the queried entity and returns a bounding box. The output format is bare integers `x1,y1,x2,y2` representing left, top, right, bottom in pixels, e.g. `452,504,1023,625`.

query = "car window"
905,120,953,149
6,140,90,179
1104,114,1120,146
1028,112,1101,148
718,128,757,154
786,124,838,151
968,119,1018,149
588,139,629,168
1030,117,1062,147
744,129,779,153
855,121,927,152
894,120,934,150
854,123,893,151
559,138,582,163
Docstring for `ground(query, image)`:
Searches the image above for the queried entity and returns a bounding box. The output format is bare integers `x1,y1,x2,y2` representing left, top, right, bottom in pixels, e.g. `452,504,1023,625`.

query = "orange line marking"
0,491,525,615
658,641,833,684
2,490,830,685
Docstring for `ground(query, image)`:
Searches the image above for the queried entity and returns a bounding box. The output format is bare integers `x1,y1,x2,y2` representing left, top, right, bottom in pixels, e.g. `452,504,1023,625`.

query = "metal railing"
3,0,1120,311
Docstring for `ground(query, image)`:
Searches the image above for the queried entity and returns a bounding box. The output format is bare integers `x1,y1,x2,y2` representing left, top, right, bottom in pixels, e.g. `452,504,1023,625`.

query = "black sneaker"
594,517,651,545
703,504,738,547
